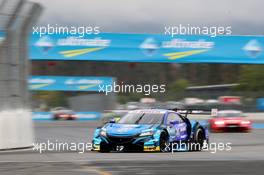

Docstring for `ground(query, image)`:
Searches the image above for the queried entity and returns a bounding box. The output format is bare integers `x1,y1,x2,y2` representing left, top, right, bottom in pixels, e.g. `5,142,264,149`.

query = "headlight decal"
100,129,107,137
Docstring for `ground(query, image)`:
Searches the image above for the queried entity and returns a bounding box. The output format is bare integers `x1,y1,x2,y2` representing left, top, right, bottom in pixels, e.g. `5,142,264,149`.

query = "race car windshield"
118,112,163,124
217,112,243,118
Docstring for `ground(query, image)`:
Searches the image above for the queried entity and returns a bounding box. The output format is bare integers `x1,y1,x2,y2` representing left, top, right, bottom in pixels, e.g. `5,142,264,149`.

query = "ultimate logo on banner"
30,33,264,64
29,76,113,91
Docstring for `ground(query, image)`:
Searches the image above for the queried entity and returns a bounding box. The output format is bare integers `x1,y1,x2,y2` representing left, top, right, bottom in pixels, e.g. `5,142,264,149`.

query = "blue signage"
32,111,101,120
29,76,113,91
257,98,264,111
0,31,6,44
29,33,264,63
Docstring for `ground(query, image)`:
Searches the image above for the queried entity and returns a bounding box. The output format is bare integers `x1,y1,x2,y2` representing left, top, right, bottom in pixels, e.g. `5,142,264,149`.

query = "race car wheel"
194,128,204,151
159,132,169,152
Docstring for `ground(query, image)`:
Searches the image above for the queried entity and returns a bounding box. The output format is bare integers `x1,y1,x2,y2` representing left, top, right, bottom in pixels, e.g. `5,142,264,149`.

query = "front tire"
190,128,205,151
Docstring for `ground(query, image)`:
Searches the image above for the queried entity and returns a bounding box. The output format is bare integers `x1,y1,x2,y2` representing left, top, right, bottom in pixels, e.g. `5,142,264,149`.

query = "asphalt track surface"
1,121,264,175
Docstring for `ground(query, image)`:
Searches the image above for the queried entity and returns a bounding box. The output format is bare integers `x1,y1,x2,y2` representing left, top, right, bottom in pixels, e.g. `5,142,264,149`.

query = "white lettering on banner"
29,78,55,84
65,79,103,85
57,37,111,47
162,39,214,49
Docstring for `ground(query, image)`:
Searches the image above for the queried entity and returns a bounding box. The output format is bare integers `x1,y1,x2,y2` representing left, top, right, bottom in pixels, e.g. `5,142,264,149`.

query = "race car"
208,110,251,132
51,107,77,120
92,109,209,152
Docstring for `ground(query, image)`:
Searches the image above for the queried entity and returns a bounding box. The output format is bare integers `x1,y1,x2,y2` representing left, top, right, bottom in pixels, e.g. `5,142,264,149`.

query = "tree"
32,91,68,109
237,65,264,92
166,79,189,100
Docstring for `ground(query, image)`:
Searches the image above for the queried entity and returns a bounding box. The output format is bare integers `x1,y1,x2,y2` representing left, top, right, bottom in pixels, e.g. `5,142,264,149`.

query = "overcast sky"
31,0,264,35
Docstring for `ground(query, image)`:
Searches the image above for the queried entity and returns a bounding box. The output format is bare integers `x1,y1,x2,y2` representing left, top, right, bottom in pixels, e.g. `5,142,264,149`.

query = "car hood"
104,123,155,137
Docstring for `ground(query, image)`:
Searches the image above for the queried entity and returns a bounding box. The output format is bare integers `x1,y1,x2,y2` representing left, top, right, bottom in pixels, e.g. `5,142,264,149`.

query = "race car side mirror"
109,119,116,123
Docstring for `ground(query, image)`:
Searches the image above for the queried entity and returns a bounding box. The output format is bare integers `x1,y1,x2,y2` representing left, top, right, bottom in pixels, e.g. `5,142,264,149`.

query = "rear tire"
159,132,169,152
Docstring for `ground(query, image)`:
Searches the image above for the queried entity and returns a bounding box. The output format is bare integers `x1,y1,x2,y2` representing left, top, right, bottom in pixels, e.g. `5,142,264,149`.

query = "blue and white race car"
92,109,209,152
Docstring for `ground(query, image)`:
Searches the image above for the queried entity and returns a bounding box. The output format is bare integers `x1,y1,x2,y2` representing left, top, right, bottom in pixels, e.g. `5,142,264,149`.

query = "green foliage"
165,79,189,100
236,65,264,92
32,91,68,108
168,79,189,92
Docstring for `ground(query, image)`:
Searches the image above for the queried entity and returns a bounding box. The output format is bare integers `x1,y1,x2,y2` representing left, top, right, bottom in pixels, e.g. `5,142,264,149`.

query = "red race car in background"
51,107,77,120
208,110,251,132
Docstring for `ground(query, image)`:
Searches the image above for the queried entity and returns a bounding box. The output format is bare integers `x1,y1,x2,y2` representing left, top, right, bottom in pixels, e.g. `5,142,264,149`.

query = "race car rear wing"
171,108,218,118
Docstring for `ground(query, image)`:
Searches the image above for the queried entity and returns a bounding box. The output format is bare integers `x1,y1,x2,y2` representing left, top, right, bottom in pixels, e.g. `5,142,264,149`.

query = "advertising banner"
32,111,101,120
0,31,6,44
30,33,264,64
29,76,113,91
257,98,264,111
